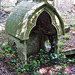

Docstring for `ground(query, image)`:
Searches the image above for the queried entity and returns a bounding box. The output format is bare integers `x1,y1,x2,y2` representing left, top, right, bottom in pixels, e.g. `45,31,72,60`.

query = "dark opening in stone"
29,11,57,53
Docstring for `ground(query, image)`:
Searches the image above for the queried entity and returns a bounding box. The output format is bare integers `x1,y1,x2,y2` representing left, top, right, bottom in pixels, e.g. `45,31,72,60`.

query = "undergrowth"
0,44,75,75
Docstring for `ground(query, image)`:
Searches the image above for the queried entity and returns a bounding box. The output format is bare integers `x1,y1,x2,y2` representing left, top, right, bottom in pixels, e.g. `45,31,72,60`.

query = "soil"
59,27,75,52
0,4,75,75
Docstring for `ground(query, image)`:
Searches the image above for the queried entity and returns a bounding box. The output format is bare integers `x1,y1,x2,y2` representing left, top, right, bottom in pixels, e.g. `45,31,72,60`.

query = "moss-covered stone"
6,1,65,60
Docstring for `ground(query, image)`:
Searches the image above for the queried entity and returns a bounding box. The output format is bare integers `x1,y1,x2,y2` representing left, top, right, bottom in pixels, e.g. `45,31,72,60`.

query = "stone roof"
6,1,65,40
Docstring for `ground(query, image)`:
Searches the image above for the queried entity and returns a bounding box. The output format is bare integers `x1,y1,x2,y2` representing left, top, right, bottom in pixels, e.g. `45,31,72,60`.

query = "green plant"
56,68,62,75
59,41,64,47
50,53,58,60
60,63,67,68
2,43,74,75
47,40,50,44
68,59,75,63
50,53,58,64
69,44,72,47
5,49,9,52
65,44,68,46
63,36,70,40
22,59,40,74
0,51,5,53
59,48,61,51
58,53,67,64
59,54,66,59
70,24,75,27
55,63,67,75
7,55,12,58
64,40,66,43
1,45,7,48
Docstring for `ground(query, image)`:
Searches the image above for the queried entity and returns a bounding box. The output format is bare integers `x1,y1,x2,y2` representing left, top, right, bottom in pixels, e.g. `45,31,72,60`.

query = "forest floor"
0,5,75,75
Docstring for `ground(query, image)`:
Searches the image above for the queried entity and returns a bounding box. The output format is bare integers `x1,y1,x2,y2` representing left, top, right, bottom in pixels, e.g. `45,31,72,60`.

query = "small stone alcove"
29,11,57,54
6,1,65,60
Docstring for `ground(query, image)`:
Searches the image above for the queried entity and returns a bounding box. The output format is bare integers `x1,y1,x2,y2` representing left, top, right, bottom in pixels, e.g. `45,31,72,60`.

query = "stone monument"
6,0,65,60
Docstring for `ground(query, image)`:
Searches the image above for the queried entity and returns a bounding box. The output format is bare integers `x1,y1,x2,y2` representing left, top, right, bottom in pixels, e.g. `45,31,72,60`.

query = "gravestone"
6,0,65,60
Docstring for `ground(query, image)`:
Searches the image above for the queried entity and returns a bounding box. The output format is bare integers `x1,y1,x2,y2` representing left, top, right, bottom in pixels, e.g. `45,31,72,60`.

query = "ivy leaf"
5,49,9,52
0,51,5,53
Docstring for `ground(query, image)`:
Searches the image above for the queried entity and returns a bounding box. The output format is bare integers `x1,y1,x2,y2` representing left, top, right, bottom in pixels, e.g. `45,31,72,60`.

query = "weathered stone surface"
6,1,65,60
62,48,75,55
6,1,65,40
65,26,70,33
4,7,14,13
16,0,23,4
1,0,17,6
72,31,75,35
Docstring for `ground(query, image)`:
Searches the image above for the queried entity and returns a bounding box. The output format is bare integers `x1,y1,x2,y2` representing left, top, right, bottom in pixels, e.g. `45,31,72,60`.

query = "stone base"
8,34,59,60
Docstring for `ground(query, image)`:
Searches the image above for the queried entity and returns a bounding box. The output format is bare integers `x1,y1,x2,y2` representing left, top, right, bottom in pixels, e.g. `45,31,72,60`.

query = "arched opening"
29,11,57,54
